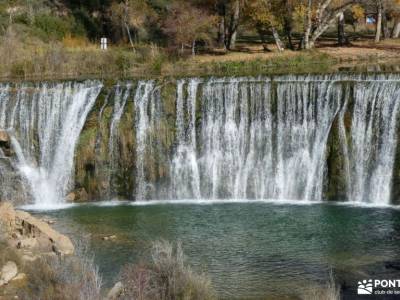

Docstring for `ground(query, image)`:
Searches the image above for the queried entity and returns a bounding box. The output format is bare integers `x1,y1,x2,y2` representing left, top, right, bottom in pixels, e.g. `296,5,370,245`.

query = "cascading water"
0,81,102,207
347,80,400,204
2,74,400,206
171,79,201,199
168,77,342,201
150,74,400,204
107,83,132,196
133,81,158,200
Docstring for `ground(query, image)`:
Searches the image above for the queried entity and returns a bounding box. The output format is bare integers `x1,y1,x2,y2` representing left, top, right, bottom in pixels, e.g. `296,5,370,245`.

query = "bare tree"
302,0,358,49
109,0,153,49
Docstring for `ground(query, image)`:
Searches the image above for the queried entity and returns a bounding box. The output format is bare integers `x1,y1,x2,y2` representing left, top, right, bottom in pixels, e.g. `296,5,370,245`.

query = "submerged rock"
40,217,56,225
102,235,117,241
0,261,18,286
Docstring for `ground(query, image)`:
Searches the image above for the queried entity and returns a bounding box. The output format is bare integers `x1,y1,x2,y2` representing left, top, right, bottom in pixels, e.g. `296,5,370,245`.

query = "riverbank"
2,39,400,82
0,202,216,300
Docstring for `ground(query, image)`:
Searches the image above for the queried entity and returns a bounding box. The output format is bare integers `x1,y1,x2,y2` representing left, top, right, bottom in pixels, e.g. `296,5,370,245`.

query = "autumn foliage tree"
109,0,155,48
244,0,286,51
162,2,216,55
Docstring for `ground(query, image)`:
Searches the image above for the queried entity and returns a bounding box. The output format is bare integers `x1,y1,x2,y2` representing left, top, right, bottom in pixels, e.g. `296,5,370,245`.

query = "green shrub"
33,14,72,40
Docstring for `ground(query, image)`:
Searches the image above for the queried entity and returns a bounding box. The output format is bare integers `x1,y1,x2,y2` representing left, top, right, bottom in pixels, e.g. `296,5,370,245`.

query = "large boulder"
15,210,74,255
0,261,18,286
0,202,74,256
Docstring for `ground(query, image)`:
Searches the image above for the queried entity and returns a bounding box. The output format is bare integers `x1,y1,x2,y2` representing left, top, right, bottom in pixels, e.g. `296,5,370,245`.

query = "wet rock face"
66,187,89,203
0,129,9,143
0,129,13,157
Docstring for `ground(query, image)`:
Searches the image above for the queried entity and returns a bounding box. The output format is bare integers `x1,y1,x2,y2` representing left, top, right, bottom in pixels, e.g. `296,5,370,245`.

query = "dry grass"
0,228,21,269
20,241,102,300
1,24,399,80
0,28,167,80
119,240,215,300
301,272,341,300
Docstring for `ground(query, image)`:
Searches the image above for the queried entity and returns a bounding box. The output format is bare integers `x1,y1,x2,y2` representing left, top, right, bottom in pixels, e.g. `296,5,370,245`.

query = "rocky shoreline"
0,202,74,299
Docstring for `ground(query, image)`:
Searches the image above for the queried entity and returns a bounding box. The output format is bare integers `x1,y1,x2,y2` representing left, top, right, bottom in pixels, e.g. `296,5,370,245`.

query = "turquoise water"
32,202,400,299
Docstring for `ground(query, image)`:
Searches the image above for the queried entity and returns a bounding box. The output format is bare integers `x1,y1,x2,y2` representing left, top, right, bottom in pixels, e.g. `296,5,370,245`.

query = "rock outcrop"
0,202,74,256
66,187,89,203
0,261,18,286
0,129,13,157
0,129,9,143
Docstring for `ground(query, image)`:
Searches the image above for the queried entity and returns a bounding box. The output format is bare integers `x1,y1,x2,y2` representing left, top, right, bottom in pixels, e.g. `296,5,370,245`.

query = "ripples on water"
29,201,400,299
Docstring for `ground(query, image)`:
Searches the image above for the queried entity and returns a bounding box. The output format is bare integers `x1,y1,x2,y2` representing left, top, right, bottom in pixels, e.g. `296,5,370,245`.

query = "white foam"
18,198,400,212
20,202,78,211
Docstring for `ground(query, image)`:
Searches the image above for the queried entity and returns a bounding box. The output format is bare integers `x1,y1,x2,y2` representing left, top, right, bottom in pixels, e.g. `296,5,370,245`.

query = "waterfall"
2,74,400,206
275,79,342,200
133,81,158,200
107,83,132,196
171,79,201,199
348,81,400,204
164,75,400,203
168,77,341,200
0,81,102,206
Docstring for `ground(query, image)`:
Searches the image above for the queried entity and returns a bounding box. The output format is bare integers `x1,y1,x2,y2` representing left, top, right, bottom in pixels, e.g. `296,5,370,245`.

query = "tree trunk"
382,11,390,39
257,28,270,52
392,19,400,38
337,12,346,46
375,2,382,43
192,40,196,56
284,19,294,50
309,3,354,49
218,16,226,48
125,23,135,50
304,0,313,49
272,27,284,52
227,0,240,50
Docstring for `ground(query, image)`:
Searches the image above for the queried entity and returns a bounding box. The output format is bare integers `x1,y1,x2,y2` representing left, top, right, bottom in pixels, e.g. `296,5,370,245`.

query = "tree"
337,12,347,45
297,0,358,49
244,0,285,51
361,0,400,42
162,2,216,55
109,0,154,48
375,0,384,42
194,0,243,50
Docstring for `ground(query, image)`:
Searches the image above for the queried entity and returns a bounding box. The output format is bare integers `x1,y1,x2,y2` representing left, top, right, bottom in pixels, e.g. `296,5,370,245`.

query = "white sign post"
100,37,108,50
